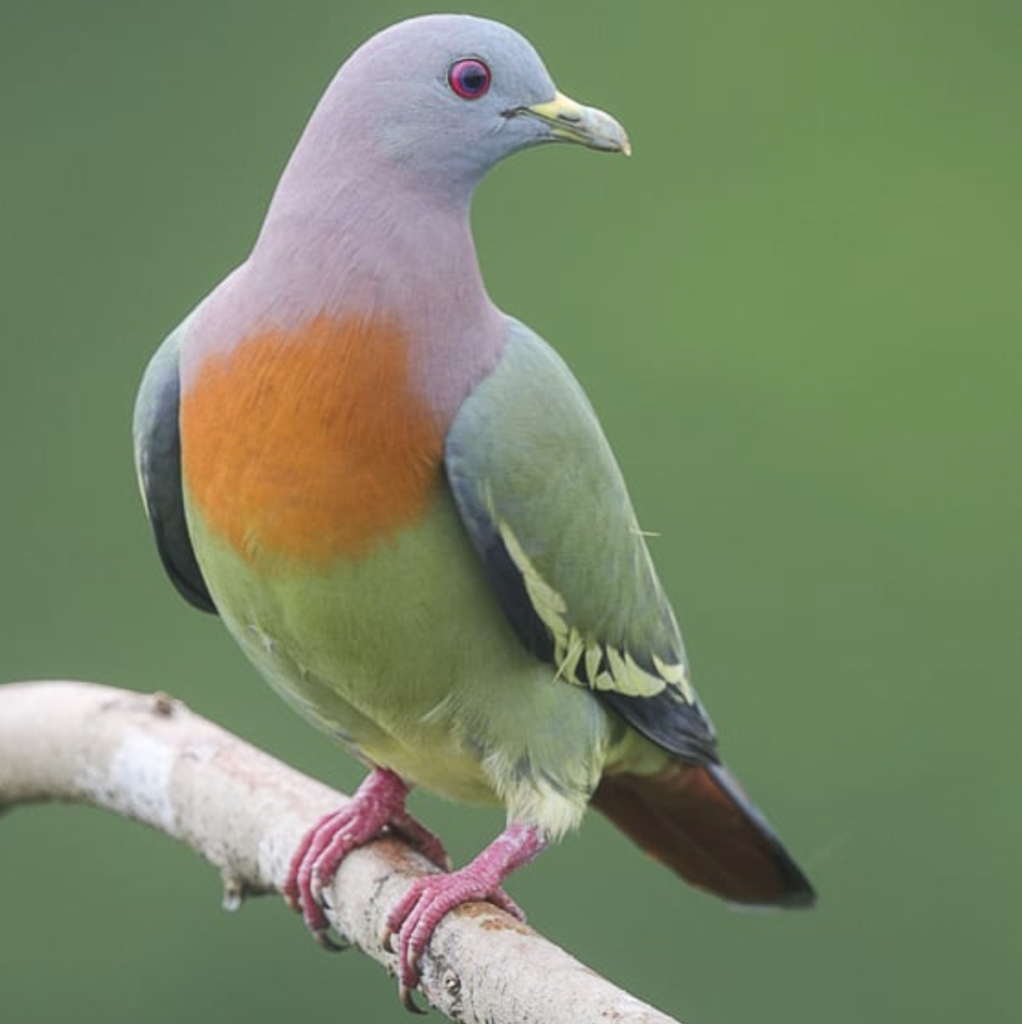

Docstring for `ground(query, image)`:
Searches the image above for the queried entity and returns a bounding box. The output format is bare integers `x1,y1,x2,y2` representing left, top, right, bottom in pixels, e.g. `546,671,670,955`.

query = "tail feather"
592,762,815,907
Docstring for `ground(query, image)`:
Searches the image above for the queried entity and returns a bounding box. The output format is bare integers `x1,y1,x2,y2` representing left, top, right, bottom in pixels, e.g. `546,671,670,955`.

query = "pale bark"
0,680,684,1024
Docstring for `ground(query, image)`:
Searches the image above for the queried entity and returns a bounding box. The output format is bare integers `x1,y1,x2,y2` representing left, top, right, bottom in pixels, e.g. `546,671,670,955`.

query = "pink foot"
382,823,546,1008
284,768,449,946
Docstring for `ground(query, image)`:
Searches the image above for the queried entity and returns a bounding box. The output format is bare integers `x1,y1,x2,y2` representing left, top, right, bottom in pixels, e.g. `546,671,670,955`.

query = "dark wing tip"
155,531,218,614
599,684,719,765
135,325,217,617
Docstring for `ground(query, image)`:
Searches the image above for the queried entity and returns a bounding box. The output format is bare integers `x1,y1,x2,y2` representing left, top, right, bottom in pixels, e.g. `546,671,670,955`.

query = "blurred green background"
2,1,1020,1022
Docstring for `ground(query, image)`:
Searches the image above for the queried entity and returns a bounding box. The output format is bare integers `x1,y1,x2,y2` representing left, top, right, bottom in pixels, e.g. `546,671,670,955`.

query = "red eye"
448,58,491,100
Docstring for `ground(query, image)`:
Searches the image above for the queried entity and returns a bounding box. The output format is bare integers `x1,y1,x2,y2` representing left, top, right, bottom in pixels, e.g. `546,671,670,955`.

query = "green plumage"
448,319,682,669
135,17,813,995
136,314,712,837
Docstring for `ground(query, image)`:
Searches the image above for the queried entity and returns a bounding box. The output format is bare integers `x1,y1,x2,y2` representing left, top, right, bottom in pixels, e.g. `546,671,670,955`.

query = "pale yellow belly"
187,484,623,836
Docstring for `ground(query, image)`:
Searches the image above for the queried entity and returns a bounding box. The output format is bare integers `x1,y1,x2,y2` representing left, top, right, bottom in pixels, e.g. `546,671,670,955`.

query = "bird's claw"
482,886,526,921
382,920,425,1011
313,927,349,952
388,815,451,871
399,983,429,1015
289,862,348,950
284,768,449,955
382,875,527,1001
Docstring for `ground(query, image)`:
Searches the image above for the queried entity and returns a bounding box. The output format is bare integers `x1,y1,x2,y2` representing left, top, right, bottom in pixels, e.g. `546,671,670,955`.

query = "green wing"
445,318,717,763
133,316,216,614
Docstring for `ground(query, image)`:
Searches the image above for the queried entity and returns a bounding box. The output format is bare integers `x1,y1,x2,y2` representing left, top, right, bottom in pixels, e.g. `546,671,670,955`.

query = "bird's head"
310,14,630,200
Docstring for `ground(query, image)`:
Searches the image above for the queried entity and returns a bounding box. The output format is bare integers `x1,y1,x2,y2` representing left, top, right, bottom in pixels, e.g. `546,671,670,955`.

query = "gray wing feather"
133,319,215,614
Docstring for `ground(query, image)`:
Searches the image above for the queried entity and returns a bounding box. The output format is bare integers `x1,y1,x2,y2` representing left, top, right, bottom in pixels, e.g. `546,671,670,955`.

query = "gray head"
288,14,629,204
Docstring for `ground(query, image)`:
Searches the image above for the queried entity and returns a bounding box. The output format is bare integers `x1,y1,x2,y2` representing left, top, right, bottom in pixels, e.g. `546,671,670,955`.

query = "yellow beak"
516,90,631,155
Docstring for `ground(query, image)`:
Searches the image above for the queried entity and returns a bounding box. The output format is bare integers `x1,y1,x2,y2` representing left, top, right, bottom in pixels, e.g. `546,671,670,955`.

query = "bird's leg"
284,767,449,946
383,822,547,1007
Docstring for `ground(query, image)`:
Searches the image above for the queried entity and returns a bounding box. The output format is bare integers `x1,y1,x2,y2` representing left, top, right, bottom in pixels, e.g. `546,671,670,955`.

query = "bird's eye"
448,58,491,100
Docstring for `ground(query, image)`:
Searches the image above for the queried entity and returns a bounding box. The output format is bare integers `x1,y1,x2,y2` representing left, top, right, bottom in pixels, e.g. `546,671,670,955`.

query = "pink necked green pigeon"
134,13,814,1006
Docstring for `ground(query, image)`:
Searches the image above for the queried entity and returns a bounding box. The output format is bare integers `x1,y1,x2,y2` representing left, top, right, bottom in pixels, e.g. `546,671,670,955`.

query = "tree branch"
0,680,683,1024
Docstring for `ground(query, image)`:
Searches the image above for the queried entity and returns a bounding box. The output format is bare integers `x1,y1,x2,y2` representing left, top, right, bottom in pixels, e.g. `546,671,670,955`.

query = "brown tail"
592,761,815,907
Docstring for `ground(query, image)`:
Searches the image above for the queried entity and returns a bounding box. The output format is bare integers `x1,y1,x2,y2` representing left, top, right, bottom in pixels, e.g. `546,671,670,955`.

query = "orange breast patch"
181,314,445,564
